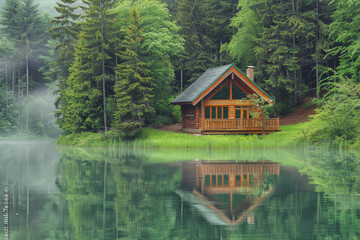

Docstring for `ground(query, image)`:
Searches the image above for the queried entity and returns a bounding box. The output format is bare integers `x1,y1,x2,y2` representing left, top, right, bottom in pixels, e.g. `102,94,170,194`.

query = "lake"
0,140,359,240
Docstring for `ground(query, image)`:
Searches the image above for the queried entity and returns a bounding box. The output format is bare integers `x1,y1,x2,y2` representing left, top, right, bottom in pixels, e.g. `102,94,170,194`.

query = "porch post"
201,100,204,131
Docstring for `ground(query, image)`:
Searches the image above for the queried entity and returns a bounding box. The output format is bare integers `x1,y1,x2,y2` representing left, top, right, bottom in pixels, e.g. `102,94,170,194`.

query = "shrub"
152,115,173,128
300,81,360,145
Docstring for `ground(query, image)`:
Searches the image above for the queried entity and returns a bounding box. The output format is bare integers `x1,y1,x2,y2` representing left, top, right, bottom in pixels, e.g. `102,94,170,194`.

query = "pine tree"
56,37,103,133
56,0,117,133
227,0,333,107
50,0,81,78
112,0,184,126
201,0,237,62
328,0,360,82
1,0,49,131
0,0,21,93
0,0,21,38
114,9,154,135
175,0,214,86
81,0,116,132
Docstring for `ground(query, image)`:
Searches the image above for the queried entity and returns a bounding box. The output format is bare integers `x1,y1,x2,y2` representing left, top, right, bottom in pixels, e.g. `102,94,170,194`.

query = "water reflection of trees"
57,150,182,240
298,151,360,239
1,143,360,240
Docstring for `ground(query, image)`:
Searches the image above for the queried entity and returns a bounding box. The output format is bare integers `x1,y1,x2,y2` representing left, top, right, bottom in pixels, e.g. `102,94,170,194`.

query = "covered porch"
201,118,280,134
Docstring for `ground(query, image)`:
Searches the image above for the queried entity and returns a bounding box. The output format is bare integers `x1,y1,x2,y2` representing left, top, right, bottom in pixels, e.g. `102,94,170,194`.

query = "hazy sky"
0,0,60,15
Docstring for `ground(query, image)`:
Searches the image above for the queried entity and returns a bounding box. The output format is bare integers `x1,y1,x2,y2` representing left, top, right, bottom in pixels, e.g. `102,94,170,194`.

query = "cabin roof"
171,63,274,105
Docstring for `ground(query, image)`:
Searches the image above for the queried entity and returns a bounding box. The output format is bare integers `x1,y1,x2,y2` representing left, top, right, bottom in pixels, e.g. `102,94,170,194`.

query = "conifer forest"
0,0,359,143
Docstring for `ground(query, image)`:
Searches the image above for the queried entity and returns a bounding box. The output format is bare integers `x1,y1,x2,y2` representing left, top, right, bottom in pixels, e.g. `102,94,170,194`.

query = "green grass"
56,123,308,149
135,124,305,149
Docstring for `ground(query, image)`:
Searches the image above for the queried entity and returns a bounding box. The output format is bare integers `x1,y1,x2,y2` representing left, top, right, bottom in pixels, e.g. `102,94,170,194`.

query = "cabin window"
223,175,229,186
205,175,210,186
235,107,250,119
235,107,241,119
217,107,222,119
235,175,241,186
211,83,230,99
205,106,229,119
211,107,216,119
218,175,222,186
212,175,217,187
223,107,228,119
205,107,210,118
243,109,248,119
232,83,247,99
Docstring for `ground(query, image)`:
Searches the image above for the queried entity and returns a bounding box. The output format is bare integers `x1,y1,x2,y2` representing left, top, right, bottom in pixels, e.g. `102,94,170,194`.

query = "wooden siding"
181,105,198,129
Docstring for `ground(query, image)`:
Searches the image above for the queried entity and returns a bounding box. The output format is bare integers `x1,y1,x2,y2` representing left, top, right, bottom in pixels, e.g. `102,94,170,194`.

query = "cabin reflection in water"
177,160,280,226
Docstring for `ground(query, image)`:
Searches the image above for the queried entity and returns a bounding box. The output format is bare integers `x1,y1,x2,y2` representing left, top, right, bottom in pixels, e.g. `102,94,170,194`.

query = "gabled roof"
171,63,274,105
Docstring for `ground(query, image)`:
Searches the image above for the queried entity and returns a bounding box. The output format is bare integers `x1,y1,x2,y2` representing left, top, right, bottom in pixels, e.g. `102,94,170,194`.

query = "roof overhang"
192,65,274,106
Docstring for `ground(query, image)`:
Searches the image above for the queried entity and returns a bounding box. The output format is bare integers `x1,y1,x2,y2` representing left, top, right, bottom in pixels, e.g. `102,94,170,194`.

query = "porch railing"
201,118,279,132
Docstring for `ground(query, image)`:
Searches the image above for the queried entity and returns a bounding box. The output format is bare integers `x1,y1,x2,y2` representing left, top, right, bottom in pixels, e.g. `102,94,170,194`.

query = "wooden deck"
201,118,280,134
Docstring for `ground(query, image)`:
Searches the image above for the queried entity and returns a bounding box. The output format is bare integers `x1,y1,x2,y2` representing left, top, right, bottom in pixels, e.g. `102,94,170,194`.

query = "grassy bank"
56,124,309,148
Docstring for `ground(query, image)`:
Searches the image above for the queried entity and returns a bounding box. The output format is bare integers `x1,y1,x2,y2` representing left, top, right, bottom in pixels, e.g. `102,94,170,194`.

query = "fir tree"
175,0,214,86
328,0,360,82
114,9,154,135
227,0,333,107
56,37,103,133
56,0,117,133
0,0,21,38
50,0,81,78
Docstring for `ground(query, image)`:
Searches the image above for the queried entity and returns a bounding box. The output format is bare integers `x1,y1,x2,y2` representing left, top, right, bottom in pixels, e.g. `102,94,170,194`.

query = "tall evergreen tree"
175,0,214,86
328,0,360,83
0,0,21,93
1,0,49,131
50,0,81,78
82,0,116,132
56,0,117,133
56,37,103,133
114,9,154,135
227,0,333,107
202,0,237,62
0,0,20,38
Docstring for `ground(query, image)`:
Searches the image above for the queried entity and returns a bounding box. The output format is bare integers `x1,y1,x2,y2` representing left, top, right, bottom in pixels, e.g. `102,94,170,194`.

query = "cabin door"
235,107,249,119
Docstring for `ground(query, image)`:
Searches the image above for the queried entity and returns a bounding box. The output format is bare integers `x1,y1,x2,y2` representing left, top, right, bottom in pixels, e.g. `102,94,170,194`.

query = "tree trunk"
315,0,320,98
101,2,107,132
292,0,298,106
12,65,15,92
18,67,22,129
26,54,29,132
180,65,183,92
115,47,118,85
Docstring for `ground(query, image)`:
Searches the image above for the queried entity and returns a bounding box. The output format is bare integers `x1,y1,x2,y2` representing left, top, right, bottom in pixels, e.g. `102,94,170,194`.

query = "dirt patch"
279,97,316,125
157,123,183,133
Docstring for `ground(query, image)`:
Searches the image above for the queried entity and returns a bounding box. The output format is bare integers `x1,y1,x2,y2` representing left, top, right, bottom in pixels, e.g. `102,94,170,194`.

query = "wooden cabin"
178,160,280,225
171,64,280,134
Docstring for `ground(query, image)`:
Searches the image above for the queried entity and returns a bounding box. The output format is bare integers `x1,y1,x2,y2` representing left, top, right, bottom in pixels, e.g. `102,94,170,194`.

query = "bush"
152,115,173,128
300,81,360,145
276,100,296,116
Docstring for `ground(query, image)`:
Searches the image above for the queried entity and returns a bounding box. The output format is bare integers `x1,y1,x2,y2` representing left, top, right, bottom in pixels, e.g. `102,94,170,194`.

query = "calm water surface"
0,140,360,240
